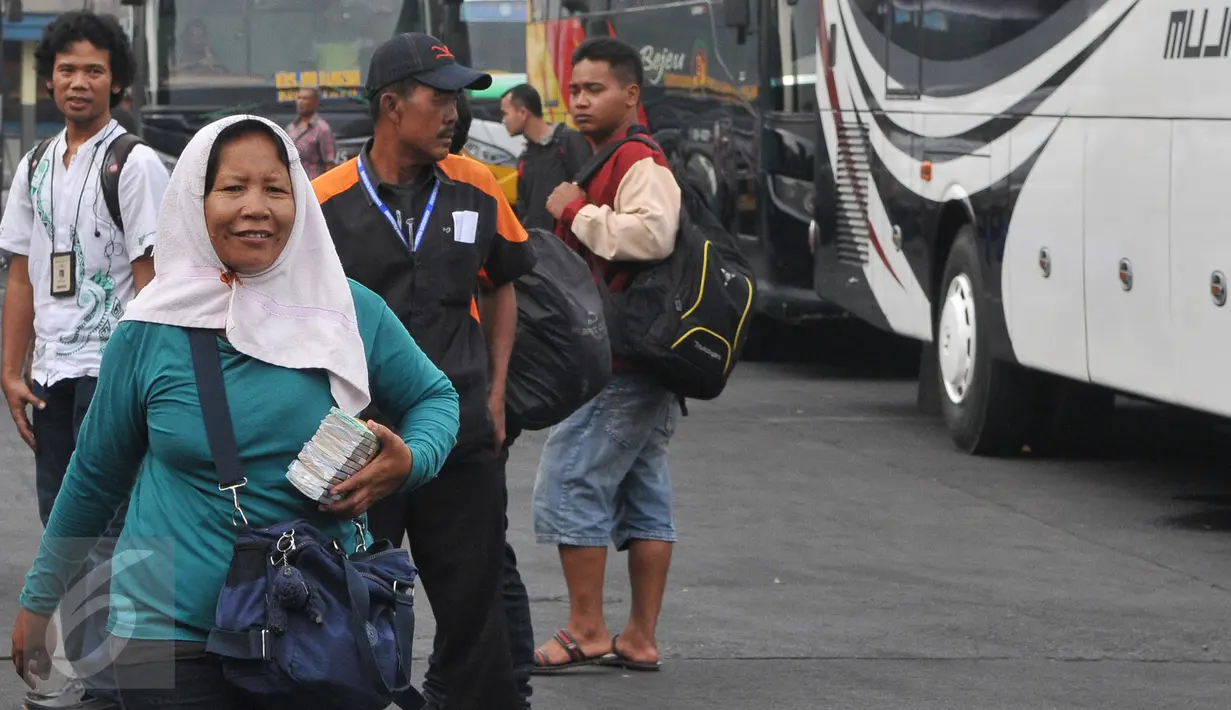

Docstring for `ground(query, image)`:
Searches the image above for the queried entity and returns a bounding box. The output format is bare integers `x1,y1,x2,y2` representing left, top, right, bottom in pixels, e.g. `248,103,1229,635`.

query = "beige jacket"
570,156,681,261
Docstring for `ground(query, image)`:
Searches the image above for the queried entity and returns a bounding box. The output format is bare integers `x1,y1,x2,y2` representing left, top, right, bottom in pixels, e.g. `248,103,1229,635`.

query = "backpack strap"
572,133,662,188
25,136,55,188
187,328,250,524
99,134,147,232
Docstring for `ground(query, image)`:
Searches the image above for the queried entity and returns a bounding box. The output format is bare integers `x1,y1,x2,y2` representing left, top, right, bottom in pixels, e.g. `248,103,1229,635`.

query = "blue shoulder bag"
186,328,424,710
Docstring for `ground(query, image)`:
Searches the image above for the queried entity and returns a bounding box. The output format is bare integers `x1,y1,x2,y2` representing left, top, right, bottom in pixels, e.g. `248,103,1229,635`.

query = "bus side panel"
867,111,932,341
812,106,892,332
1170,121,1231,417
526,21,570,125
813,0,919,334
1083,119,1173,403
1001,117,1090,382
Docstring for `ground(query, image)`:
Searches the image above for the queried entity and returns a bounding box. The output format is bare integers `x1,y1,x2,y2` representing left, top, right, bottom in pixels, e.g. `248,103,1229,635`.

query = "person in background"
0,11,170,709
288,87,337,180
173,18,224,74
312,32,536,710
452,89,537,710
530,36,682,675
500,83,591,232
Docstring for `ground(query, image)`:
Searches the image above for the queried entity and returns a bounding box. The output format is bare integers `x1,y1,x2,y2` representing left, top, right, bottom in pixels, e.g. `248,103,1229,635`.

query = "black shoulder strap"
187,328,247,489
100,134,148,232
25,137,55,188
572,134,661,188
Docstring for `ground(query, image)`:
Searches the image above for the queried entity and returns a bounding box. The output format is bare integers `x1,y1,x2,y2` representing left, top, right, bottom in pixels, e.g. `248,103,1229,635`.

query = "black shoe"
24,680,117,710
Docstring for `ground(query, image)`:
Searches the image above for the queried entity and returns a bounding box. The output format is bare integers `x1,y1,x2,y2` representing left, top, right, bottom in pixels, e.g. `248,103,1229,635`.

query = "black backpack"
573,133,756,402
27,133,148,231
504,228,613,431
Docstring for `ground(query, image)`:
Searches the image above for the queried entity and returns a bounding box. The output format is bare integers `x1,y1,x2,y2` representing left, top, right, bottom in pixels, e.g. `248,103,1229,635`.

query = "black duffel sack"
574,132,756,402
505,227,613,431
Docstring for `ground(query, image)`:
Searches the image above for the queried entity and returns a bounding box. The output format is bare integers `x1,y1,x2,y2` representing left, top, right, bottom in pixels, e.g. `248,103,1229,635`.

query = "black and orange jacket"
313,144,534,447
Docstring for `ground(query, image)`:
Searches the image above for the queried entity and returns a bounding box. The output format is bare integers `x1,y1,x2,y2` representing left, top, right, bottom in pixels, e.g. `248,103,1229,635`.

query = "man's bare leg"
534,545,614,663
615,539,673,664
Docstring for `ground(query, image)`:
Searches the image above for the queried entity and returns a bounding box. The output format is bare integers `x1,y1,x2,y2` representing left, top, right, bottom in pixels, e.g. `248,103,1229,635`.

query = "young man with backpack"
529,36,683,674
0,10,169,710
500,83,592,232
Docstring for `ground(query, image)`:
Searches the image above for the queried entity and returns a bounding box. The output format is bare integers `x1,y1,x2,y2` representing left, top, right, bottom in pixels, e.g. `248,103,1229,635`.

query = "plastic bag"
505,229,612,431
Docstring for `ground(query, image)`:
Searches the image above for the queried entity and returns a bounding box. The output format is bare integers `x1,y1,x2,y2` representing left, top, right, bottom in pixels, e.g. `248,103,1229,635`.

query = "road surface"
0,324,1229,708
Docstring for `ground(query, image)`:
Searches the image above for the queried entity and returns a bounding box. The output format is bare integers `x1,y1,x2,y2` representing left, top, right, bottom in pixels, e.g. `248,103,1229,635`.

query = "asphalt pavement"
1,321,1230,708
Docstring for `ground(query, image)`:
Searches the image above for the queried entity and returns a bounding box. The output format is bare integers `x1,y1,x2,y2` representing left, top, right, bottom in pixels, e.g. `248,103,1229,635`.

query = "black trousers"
499,431,535,710
367,441,519,710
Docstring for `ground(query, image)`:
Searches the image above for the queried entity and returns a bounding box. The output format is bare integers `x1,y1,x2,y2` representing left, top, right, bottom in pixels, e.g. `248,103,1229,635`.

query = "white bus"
809,0,1225,455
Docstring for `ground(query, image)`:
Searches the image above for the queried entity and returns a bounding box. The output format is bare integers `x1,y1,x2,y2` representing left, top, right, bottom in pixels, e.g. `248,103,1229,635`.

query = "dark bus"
123,0,529,201
526,0,833,328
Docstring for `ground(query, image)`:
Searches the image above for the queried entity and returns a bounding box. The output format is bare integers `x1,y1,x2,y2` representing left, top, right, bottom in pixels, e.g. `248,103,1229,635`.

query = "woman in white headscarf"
8,115,460,706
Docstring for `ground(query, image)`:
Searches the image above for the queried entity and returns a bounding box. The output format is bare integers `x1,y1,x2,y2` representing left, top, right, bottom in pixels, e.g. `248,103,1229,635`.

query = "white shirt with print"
0,119,170,388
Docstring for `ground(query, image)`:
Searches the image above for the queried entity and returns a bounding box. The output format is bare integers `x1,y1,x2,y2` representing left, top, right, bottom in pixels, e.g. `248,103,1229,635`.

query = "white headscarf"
121,114,371,415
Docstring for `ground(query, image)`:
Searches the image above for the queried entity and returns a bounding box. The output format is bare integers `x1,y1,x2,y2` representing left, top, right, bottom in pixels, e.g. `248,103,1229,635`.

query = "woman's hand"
321,420,413,519
11,607,53,688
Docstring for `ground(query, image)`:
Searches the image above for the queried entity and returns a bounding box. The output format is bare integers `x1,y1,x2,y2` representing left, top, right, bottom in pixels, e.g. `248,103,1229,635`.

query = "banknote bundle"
286,407,381,505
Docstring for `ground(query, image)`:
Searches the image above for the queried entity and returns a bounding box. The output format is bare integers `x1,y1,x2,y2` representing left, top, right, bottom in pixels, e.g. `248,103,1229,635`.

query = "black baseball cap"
365,33,493,98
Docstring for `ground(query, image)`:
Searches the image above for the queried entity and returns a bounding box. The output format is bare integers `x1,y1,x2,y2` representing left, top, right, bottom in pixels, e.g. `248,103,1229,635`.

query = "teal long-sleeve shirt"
18,279,460,642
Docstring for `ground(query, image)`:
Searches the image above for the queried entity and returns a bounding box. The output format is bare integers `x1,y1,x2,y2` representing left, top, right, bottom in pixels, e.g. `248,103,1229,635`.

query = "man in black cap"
314,32,536,710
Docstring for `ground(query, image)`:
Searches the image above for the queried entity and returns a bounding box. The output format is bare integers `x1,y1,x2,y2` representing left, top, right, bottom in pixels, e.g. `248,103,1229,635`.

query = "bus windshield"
460,0,525,76
458,0,528,101
150,0,422,107
149,0,526,109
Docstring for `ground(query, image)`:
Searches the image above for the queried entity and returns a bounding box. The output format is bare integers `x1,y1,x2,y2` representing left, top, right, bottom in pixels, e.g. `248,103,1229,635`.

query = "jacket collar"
358,138,455,198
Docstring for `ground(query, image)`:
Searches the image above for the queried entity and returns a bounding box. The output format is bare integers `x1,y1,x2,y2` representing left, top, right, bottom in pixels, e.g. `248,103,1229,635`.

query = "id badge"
50,251,76,297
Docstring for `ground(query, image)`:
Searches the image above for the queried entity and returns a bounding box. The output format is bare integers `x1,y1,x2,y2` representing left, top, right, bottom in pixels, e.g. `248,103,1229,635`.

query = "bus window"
855,0,881,27
459,0,528,80
908,0,1072,62
912,0,1072,94
154,0,414,105
769,0,818,114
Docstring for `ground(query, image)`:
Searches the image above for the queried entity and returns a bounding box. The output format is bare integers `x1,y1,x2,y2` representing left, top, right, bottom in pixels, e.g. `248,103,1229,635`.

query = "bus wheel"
936,225,1032,455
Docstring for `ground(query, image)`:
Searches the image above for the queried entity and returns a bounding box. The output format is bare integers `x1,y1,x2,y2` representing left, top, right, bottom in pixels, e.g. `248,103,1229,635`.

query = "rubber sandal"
530,629,613,674
599,633,662,672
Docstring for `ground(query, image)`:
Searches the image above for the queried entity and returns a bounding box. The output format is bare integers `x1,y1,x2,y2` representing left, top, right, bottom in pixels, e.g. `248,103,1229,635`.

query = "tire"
936,225,1034,455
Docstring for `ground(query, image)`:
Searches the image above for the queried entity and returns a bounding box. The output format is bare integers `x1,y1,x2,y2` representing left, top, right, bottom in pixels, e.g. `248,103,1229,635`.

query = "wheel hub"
938,273,976,404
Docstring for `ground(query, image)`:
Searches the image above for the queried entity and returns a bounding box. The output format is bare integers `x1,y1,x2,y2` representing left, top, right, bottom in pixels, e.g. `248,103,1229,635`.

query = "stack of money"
286,407,381,505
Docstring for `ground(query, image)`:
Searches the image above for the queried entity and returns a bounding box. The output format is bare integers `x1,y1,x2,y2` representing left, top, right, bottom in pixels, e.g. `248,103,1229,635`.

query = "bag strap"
191,329,420,701
572,132,661,187
343,559,417,696
99,134,147,231
25,137,55,188
187,328,250,524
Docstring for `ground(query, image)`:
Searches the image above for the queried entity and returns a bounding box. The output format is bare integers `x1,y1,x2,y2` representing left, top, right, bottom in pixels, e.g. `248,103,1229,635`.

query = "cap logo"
431,45,454,60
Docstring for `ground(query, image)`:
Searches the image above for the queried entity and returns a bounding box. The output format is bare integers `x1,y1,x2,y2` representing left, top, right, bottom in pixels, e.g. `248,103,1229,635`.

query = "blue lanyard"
356,152,439,252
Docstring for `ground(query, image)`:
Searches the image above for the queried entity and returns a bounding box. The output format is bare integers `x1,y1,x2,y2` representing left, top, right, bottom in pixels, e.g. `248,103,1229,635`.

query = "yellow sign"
274,70,362,102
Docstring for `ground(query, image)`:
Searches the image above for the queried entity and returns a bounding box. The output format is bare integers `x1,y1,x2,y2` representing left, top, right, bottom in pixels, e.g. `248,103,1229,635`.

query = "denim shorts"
532,373,680,551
